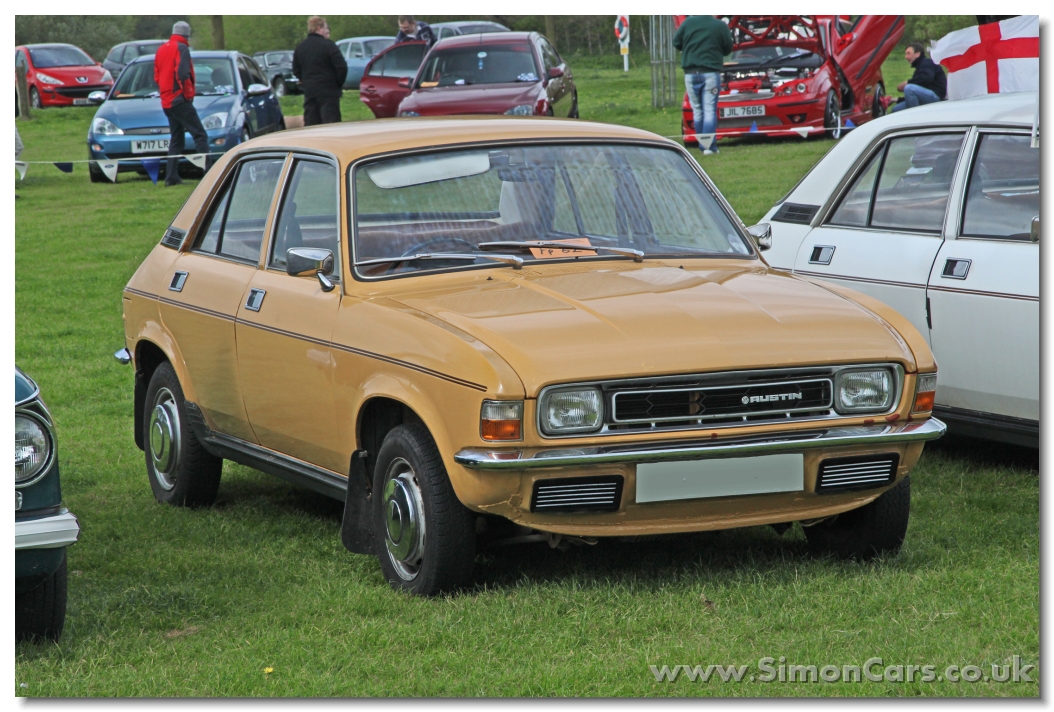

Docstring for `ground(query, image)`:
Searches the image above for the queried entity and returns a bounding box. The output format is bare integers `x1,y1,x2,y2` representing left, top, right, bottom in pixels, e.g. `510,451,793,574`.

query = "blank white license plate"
73,98,93,106
720,104,766,119
131,139,169,154
636,454,803,503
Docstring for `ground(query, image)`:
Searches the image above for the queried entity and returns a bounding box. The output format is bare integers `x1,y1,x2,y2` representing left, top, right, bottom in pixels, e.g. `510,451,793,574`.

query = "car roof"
432,21,509,29
337,35,395,42
435,31,534,49
785,92,1037,207
128,50,238,64
23,43,83,50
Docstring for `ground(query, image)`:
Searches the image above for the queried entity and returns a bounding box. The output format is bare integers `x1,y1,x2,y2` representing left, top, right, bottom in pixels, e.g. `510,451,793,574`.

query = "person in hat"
154,20,209,186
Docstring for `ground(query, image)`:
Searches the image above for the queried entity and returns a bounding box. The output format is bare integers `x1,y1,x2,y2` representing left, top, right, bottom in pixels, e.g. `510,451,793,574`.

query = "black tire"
30,86,42,109
823,89,842,140
372,424,476,596
89,165,108,183
272,77,286,98
16,554,67,642
545,105,554,117
143,362,222,508
804,476,911,559
240,126,251,144
872,83,886,119
568,92,579,119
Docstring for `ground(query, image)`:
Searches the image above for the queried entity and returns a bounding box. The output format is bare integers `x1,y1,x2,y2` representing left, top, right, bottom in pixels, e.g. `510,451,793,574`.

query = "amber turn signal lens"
913,390,935,413
481,419,522,441
480,400,523,441
912,373,937,413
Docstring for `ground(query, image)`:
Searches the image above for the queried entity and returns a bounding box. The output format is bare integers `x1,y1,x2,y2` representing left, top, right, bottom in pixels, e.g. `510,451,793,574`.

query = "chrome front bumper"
454,419,946,470
15,510,81,550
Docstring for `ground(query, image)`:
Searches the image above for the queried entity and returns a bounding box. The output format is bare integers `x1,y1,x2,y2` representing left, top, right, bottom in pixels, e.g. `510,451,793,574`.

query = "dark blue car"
87,50,284,182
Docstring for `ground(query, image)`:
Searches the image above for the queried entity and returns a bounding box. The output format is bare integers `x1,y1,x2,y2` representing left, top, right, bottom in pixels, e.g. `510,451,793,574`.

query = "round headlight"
796,82,807,93
834,369,894,413
540,388,603,435
15,414,52,484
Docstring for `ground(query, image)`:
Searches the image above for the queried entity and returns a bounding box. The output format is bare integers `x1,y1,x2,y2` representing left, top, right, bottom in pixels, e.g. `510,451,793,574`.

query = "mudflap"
341,450,375,555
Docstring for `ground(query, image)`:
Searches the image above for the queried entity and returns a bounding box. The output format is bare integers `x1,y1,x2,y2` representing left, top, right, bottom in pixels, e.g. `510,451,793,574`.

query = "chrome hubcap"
148,387,181,490
382,458,426,581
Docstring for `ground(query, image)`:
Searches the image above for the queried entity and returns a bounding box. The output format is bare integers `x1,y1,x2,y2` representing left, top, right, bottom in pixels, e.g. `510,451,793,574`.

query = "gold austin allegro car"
117,117,945,595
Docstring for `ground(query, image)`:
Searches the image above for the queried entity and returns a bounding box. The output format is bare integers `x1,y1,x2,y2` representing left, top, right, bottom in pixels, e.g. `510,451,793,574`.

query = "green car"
15,368,80,642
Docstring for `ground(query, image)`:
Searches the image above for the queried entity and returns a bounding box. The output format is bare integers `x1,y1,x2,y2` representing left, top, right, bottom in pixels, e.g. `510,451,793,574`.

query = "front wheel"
240,126,251,144
872,83,886,119
823,89,841,140
143,362,222,507
16,554,67,642
29,86,42,109
372,424,476,596
804,475,910,559
272,77,286,98
568,92,579,118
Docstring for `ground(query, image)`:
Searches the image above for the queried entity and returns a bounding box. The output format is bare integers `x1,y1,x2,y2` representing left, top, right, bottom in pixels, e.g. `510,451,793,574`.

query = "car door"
344,42,367,89
792,129,969,340
237,56,267,134
158,155,287,442
831,15,904,112
246,56,280,131
359,41,426,118
926,129,1039,423
236,156,345,472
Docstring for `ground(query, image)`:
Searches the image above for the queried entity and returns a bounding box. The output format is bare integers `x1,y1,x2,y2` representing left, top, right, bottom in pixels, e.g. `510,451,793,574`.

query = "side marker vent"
531,476,624,513
161,227,186,250
817,454,899,492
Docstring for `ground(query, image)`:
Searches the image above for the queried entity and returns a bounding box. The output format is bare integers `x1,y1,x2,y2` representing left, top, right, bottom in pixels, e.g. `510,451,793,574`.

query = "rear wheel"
16,554,67,642
871,83,886,119
823,89,842,140
143,362,222,508
372,424,476,596
272,77,286,98
240,126,251,144
568,92,579,118
804,476,911,559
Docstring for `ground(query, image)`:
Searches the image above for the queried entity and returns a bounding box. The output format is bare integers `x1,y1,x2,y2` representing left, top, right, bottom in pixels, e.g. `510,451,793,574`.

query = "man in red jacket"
154,21,209,186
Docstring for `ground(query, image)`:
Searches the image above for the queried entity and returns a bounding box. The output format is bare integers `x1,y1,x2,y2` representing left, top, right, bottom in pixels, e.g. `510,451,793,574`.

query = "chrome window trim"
15,401,57,489
345,137,759,283
535,363,904,440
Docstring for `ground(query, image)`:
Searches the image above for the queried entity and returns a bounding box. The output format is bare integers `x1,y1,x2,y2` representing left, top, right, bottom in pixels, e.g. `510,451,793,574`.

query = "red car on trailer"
681,16,903,145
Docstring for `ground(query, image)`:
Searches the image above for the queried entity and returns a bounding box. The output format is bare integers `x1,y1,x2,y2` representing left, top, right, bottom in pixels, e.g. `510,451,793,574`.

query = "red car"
681,16,903,145
360,32,577,119
16,43,114,109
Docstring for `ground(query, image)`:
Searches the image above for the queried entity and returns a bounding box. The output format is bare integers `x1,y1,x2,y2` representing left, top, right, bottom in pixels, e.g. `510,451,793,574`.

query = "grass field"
13,56,1038,697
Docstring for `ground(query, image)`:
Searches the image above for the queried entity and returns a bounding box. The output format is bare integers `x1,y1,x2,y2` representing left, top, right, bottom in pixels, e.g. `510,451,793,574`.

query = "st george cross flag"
930,15,1039,101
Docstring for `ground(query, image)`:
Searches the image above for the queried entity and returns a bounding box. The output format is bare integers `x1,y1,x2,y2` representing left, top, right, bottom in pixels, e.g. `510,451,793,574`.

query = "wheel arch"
356,395,427,487
132,332,196,451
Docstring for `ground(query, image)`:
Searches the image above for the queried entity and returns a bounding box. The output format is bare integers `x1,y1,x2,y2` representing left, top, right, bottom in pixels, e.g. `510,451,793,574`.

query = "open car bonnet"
382,261,916,395
727,16,825,55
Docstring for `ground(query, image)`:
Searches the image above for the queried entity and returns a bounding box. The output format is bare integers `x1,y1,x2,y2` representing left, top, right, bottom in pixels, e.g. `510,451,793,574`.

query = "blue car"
334,35,395,90
86,50,284,183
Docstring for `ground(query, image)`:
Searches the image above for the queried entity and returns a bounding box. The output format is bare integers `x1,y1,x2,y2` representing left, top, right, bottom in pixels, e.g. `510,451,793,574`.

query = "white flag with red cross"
930,15,1038,101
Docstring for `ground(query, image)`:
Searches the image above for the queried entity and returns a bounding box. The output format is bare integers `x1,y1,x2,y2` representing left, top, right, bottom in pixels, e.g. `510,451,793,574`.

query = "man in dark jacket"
395,16,436,47
293,16,348,126
154,21,209,186
891,43,947,112
673,16,733,155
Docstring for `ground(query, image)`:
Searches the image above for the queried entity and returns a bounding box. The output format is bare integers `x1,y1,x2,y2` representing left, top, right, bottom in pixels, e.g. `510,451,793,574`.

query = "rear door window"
870,133,965,232
270,160,339,270
195,158,286,262
961,133,1039,240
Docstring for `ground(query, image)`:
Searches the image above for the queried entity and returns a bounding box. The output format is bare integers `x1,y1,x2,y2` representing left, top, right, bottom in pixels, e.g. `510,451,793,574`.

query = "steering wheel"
387,236,481,274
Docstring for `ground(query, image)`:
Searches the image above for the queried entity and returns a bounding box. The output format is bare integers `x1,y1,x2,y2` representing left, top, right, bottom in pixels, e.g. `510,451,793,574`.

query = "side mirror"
747,223,772,251
246,83,270,96
836,32,855,51
1030,216,1039,242
88,90,107,105
547,66,564,79
287,247,336,291
397,77,412,88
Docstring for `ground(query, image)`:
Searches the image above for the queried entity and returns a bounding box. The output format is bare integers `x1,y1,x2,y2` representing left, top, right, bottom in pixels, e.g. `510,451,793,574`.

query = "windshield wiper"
478,241,645,263
355,252,523,269
770,51,814,65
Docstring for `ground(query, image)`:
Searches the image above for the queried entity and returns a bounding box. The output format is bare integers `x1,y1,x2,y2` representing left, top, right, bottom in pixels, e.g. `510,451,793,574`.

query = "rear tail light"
912,373,937,413
481,400,523,441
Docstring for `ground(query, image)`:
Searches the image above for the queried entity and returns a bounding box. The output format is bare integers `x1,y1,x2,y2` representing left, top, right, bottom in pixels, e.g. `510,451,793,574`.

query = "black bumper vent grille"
531,476,623,513
55,85,109,98
772,202,820,225
817,454,899,492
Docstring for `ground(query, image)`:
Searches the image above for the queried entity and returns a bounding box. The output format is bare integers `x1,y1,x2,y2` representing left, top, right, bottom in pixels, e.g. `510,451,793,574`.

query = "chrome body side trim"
454,418,946,470
15,510,80,549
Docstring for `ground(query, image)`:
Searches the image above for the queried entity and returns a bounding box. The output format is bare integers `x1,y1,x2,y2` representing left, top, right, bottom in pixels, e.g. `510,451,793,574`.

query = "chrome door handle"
940,258,971,280
245,288,266,312
808,245,835,265
168,271,188,292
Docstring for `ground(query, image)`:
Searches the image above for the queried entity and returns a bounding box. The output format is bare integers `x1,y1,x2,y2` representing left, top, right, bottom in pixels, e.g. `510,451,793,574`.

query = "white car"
759,92,1038,447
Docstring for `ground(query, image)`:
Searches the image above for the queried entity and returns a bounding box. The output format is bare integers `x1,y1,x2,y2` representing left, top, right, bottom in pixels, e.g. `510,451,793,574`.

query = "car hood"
400,83,542,115
381,261,917,395
95,94,236,129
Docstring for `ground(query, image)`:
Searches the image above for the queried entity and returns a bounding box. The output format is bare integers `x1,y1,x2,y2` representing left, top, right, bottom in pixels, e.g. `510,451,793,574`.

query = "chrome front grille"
531,476,624,513
817,454,899,492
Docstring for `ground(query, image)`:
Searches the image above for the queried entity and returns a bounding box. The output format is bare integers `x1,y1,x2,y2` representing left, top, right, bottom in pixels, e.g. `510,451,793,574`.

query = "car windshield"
112,58,237,98
417,44,538,87
352,144,753,277
725,45,821,69
364,39,394,56
29,46,94,68
265,51,292,65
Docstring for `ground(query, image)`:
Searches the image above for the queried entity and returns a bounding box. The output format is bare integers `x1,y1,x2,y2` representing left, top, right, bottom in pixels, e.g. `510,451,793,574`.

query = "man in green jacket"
673,16,732,155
